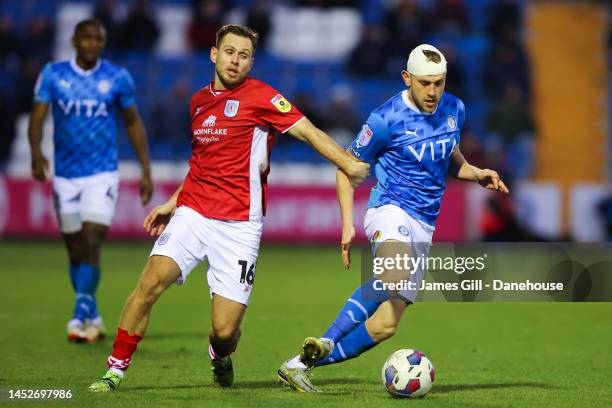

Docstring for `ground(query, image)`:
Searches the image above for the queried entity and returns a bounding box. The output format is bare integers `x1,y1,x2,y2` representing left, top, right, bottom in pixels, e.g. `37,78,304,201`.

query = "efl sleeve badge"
270,94,292,113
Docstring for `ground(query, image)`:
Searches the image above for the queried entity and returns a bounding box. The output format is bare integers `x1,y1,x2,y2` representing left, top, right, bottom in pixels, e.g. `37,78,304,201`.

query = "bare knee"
63,233,87,265
81,224,109,265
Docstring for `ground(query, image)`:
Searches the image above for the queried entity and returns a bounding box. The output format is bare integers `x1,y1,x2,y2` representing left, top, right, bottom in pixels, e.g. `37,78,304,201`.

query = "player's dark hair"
422,49,442,64
73,18,105,36
216,24,259,52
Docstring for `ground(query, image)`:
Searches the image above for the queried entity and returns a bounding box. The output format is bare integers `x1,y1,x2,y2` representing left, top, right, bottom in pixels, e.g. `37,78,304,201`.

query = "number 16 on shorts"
238,260,255,285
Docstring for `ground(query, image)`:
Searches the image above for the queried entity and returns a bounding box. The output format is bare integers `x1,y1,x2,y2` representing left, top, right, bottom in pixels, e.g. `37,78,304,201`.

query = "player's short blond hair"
422,49,442,64
216,25,259,52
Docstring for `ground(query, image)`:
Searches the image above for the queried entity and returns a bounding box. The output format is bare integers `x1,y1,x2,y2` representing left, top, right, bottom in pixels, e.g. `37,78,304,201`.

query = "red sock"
208,343,235,361
106,328,143,372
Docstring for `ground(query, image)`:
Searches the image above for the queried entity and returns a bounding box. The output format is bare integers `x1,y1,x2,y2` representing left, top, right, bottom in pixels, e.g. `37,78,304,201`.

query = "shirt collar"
209,82,224,97
70,58,101,76
401,89,437,115
208,77,250,97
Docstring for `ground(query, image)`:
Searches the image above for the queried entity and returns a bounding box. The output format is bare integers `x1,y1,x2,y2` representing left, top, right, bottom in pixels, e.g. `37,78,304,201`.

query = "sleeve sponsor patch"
356,124,373,147
270,94,292,113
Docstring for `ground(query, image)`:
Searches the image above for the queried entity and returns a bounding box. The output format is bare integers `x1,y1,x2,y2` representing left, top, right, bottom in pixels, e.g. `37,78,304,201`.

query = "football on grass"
382,349,435,398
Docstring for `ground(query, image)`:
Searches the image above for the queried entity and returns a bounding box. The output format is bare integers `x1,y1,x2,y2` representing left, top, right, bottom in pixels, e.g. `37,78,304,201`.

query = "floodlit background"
1,3,612,406
0,0,610,243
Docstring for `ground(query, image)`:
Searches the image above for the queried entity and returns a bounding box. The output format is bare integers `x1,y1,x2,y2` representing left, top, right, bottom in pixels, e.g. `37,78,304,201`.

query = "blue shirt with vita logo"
34,59,136,178
348,90,465,227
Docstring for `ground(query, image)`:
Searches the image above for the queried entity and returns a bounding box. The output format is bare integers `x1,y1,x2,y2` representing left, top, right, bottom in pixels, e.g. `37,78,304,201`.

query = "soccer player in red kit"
88,24,370,392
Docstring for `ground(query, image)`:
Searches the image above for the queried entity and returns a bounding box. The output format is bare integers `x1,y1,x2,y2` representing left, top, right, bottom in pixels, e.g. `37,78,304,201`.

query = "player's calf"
363,299,407,342
209,326,241,355
365,319,398,342
207,293,245,387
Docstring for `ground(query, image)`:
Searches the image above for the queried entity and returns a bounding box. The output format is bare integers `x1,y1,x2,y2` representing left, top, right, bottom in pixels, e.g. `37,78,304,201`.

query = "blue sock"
69,262,80,292
321,278,389,344
316,323,376,367
73,264,101,321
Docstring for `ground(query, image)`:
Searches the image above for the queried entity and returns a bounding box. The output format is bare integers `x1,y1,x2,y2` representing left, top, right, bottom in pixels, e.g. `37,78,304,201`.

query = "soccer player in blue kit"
28,19,153,343
278,44,509,392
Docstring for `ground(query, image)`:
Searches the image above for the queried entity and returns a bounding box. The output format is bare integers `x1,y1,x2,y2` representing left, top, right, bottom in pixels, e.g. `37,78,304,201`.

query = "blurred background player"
278,44,509,392
28,19,153,343
88,24,369,393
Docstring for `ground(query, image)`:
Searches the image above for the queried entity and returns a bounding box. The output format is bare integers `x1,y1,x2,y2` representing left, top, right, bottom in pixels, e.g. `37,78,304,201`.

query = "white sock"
286,355,307,370
321,337,335,352
109,368,125,378
67,319,84,330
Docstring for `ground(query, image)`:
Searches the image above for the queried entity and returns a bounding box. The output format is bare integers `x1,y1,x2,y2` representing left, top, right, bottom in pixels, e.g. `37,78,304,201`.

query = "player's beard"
215,66,245,90
411,90,437,113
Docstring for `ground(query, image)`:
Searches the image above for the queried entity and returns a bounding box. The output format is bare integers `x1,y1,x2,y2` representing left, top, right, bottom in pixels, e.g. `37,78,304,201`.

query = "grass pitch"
1,241,611,407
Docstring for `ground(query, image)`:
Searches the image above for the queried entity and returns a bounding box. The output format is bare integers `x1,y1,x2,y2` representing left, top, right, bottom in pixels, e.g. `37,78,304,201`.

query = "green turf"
1,241,611,407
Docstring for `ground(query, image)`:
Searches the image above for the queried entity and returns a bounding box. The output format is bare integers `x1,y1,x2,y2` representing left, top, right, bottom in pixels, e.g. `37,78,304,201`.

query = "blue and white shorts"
364,204,435,303
53,171,119,233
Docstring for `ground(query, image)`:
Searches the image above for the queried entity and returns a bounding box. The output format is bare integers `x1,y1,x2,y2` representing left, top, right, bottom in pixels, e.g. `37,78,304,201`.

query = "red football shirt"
176,77,305,221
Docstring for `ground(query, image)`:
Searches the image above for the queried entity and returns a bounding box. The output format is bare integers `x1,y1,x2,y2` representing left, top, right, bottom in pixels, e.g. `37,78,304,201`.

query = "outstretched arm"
27,102,50,182
449,148,510,193
336,163,358,269
287,118,370,187
122,105,153,205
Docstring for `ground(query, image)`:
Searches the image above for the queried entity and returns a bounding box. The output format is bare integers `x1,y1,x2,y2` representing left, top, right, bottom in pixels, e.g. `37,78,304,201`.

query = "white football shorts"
150,206,263,306
364,204,435,303
52,171,119,233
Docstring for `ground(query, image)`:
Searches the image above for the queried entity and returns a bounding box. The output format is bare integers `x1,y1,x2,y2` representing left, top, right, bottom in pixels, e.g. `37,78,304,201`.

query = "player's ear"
401,70,411,87
210,46,218,64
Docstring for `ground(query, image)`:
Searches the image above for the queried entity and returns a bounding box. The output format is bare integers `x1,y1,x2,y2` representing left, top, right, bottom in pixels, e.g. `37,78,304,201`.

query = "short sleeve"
347,112,390,164
33,63,54,104
457,99,466,131
257,86,305,133
117,68,136,108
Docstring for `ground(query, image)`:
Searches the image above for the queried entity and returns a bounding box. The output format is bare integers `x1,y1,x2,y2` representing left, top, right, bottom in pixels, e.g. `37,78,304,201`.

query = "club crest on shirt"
356,124,373,148
98,80,111,94
157,232,171,246
224,99,240,117
447,115,457,130
271,94,291,113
